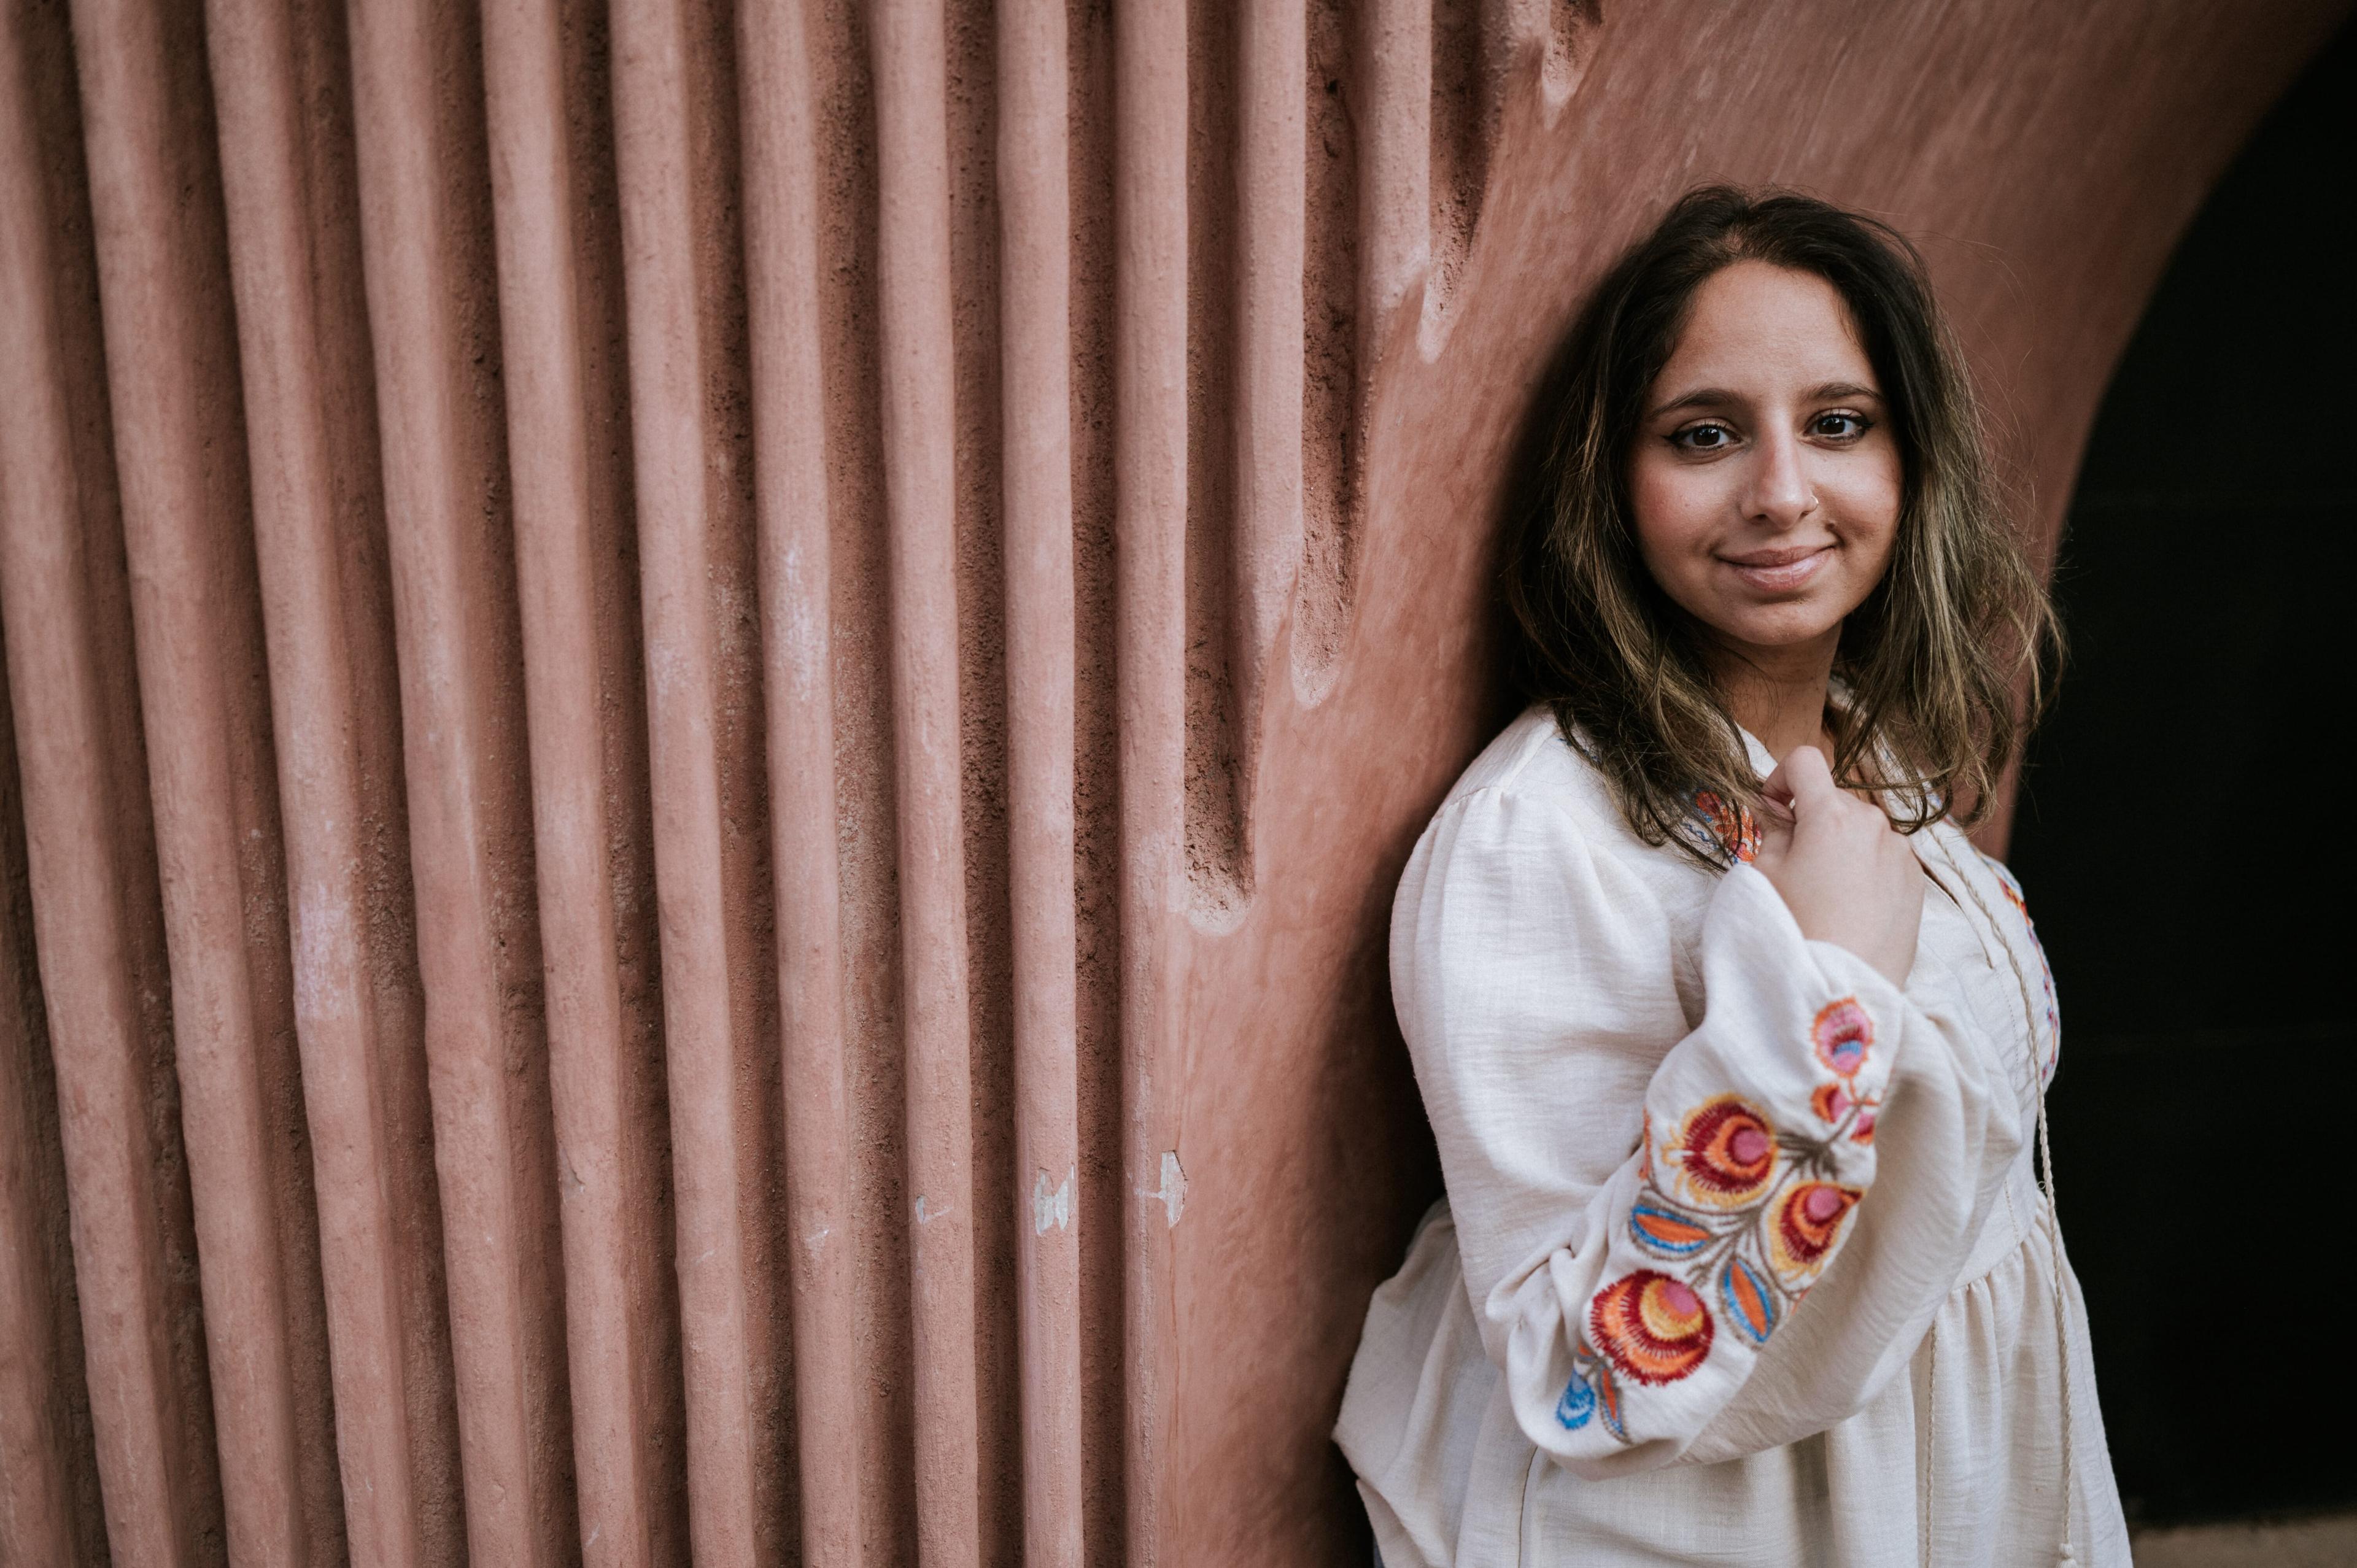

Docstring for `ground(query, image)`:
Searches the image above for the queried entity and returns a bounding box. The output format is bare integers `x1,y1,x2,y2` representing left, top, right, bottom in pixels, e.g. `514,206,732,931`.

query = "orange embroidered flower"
1693,789,1760,863
1770,1181,1862,1278
1813,1078,1878,1140
1671,1095,1778,1208
1590,1270,1714,1385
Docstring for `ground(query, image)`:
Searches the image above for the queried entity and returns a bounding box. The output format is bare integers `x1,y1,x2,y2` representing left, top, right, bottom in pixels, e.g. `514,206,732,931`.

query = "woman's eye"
1671,423,1735,452
1811,411,1873,440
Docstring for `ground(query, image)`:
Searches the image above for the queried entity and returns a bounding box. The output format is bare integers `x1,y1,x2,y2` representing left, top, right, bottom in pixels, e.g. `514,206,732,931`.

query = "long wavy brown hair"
1501,185,2060,863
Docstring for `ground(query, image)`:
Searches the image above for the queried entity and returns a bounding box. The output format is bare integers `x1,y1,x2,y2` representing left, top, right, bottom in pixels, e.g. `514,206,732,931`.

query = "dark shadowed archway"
2008,15,2357,1528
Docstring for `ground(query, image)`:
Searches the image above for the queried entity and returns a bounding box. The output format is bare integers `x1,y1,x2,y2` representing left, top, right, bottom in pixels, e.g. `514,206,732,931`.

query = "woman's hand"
1751,746,1922,989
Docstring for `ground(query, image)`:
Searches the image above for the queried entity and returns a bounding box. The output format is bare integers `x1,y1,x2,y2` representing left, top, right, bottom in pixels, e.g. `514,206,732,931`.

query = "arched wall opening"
2007,15,2357,1526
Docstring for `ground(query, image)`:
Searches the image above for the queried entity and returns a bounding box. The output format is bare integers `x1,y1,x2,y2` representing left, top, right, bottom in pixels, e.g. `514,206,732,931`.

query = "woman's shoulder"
1426,703,1652,852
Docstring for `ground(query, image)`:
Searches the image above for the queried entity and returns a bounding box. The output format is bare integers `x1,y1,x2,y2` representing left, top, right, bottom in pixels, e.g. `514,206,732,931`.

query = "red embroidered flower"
1811,998,1873,1079
1693,790,1760,863
1590,1270,1714,1385
1770,1181,1862,1278
1813,1080,1878,1141
1672,1095,1778,1208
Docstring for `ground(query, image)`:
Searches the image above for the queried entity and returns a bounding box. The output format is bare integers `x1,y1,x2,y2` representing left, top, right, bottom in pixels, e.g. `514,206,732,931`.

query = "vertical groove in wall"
1487,0,1600,114
943,2,1023,1559
870,4,984,1564
346,0,575,1558
1,7,219,1562
1061,4,1130,1564
1229,0,1306,856
1359,0,1431,328
1293,0,1363,703
544,0,693,1544
611,0,783,1558
1544,0,1601,102
71,0,330,1559
481,0,678,1562
996,1,1085,1564
0,664,93,1568
1426,0,1487,338
800,3,921,1559
740,3,863,1564
1180,0,1246,920
206,0,465,1559
1112,0,1190,1559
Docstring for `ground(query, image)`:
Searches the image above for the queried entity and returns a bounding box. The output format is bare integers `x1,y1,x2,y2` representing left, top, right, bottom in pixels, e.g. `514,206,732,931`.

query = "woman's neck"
1709,628,1840,763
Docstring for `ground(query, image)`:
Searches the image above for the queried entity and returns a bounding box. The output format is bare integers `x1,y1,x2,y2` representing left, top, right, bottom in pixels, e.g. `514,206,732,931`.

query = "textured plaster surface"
0,2,2343,1565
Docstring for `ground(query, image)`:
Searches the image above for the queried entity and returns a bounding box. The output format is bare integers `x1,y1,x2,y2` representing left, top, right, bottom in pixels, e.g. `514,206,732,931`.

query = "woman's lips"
1719,544,1833,593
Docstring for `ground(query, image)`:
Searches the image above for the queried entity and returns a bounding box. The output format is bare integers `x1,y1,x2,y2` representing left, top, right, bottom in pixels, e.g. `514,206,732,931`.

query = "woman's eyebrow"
1811,380,1884,403
1646,385,1742,419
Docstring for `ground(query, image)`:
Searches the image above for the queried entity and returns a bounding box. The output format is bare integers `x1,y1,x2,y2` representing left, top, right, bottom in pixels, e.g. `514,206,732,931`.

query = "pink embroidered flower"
1770,1181,1862,1278
1811,998,1873,1078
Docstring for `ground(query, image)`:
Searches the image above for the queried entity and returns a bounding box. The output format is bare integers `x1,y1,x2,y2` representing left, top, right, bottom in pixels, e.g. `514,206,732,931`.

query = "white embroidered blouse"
1334,705,2129,1567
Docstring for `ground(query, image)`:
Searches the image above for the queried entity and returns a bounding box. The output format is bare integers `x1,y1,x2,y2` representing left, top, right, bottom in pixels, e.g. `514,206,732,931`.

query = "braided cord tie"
1932,833,2078,1566
1920,1320,1938,1568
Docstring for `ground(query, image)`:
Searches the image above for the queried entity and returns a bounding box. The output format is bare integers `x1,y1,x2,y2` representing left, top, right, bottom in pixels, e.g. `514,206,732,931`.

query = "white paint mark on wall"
1135,1150,1186,1229
292,879,352,1022
1033,1166,1074,1235
915,1196,951,1225
801,1224,832,1258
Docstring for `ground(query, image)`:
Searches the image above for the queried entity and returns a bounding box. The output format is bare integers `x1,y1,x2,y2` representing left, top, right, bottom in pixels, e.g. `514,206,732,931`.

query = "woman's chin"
1700,604,1848,658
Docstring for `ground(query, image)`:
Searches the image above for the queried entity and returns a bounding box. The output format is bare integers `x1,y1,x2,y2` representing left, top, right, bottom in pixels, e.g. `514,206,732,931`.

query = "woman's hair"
1501,183,2060,862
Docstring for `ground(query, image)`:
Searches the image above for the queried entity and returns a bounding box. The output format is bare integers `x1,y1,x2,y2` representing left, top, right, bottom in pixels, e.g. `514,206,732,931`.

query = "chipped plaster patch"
1033,1166,1074,1235
1136,1150,1186,1229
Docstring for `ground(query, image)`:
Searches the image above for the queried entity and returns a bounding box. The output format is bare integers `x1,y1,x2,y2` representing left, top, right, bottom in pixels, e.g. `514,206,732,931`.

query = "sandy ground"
2131,1513,2357,1566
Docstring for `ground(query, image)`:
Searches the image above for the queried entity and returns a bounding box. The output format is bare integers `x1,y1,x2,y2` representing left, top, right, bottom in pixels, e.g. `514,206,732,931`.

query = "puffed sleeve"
1390,784,2025,1479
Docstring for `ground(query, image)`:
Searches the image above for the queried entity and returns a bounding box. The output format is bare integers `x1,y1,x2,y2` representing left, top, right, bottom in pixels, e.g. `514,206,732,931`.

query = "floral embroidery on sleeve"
1687,789,1760,863
1557,997,1881,1440
1554,1338,1625,1439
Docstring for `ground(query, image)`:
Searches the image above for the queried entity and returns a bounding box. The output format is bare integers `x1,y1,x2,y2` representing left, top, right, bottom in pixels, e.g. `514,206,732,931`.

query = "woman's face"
1628,261,1903,664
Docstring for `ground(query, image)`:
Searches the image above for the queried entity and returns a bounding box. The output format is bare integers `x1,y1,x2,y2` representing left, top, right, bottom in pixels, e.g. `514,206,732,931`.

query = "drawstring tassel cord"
1920,1322,1938,1568
2037,1089,2078,1566
1935,836,2080,1567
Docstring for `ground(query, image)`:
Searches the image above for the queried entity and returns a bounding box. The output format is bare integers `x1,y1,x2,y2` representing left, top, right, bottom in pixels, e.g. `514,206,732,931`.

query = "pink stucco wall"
0,2,2340,1565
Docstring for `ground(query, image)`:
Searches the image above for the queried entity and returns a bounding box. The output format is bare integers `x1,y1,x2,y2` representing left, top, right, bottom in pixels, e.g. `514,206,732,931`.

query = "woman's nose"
1740,427,1816,528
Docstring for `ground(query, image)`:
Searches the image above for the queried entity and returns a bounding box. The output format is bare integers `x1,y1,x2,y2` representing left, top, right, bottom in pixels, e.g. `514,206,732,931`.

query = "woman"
1334,188,2126,1566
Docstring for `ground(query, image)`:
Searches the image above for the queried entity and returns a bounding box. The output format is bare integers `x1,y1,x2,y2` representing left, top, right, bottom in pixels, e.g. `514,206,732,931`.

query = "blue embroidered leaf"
1555,1372,1596,1430
1630,1202,1714,1258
